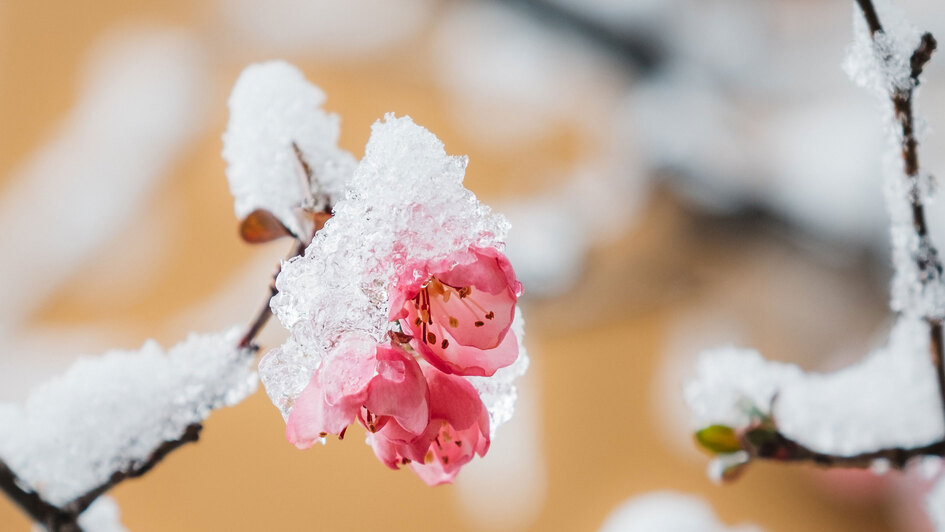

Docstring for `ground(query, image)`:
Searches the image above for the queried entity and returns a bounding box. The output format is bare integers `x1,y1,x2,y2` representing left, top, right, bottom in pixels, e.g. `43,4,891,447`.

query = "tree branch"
852,0,945,440
855,0,883,35
745,428,945,470
0,459,77,532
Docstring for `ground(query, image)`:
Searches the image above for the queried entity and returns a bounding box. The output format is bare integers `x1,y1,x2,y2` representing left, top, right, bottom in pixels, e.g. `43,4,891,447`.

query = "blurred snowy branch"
685,0,945,527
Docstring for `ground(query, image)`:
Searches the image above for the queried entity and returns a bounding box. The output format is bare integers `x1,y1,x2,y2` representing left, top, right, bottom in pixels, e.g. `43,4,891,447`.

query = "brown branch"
0,459,78,532
855,0,883,35
745,429,945,470
837,0,945,462
0,425,204,531
238,237,308,350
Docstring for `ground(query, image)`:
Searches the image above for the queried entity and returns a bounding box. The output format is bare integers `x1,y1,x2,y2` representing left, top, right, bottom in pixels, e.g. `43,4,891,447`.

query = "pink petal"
404,369,490,485
408,420,489,486
428,281,516,349
369,421,435,468
415,328,519,377
285,372,356,448
318,335,377,407
425,367,490,431
436,247,522,297
410,458,459,485
363,345,430,435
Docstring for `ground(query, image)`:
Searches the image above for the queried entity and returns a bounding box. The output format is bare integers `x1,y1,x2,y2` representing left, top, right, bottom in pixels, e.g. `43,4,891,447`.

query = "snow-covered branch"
0,329,257,531
685,1,945,523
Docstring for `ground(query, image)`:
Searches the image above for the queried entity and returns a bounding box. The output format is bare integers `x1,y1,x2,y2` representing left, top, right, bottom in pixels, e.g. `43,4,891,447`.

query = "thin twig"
238,238,308,350
855,0,883,35
712,0,945,483
854,0,945,447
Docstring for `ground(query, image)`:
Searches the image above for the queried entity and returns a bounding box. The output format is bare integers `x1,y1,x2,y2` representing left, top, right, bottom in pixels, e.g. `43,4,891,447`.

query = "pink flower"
285,335,429,449
369,365,490,485
390,246,523,377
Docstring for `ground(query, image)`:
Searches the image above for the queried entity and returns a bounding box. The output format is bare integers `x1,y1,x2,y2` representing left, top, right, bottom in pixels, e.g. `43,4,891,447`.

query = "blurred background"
1,0,945,530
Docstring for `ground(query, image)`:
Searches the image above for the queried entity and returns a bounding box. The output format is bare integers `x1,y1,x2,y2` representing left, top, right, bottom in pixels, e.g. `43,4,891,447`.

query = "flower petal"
285,372,355,447
428,281,516,349
364,345,429,435
318,335,377,407
436,247,522,296
415,327,519,377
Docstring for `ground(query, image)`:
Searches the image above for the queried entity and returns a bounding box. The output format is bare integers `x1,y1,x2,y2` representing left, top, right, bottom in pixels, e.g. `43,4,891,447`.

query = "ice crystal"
222,60,356,237
0,329,256,506
260,114,522,431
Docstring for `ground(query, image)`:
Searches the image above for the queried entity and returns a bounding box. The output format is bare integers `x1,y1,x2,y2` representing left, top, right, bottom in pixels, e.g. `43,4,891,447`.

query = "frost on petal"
222,60,356,237
264,115,514,422
0,328,256,507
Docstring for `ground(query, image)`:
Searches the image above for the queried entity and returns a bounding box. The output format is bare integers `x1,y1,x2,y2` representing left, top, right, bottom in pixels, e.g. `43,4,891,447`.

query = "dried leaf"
240,209,291,243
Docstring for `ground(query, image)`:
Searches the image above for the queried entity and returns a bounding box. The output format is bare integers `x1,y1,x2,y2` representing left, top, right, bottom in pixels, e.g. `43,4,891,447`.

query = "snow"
76,496,127,532
222,61,356,238
598,492,761,532
685,347,801,430
844,0,922,98
777,317,943,454
839,0,945,320
260,114,525,432
0,329,256,507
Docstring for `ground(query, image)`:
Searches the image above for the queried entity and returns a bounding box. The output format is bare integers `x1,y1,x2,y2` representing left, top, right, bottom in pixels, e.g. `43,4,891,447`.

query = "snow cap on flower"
260,114,524,433
222,60,356,238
